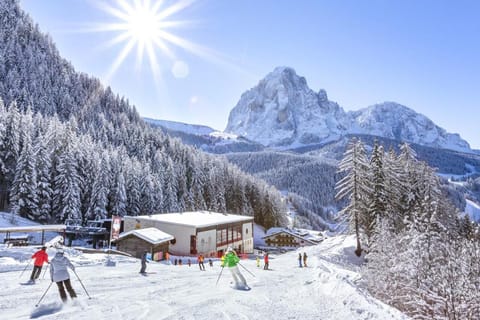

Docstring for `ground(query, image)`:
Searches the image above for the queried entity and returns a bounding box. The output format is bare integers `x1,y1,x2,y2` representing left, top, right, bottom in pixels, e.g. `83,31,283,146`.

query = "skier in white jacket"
50,249,77,302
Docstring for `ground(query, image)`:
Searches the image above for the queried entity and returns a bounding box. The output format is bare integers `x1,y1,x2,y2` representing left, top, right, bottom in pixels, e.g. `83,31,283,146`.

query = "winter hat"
41,246,47,250
227,246,233,252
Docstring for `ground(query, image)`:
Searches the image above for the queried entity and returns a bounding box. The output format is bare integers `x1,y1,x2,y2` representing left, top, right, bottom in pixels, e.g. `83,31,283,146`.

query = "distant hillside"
144,118,264,154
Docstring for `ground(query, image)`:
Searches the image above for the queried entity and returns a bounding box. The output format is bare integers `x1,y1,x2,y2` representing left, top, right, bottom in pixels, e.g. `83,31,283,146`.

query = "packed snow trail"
0,236,408,319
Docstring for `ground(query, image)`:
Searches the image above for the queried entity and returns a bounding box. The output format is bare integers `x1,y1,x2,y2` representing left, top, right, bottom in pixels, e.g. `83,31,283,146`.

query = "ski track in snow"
0,235,409,319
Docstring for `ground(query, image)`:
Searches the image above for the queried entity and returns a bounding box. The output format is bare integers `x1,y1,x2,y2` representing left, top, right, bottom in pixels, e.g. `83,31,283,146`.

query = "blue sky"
20,0,480,149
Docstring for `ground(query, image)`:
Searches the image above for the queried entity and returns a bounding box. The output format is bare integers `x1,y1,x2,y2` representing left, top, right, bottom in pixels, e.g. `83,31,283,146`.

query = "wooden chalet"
115,227,174,260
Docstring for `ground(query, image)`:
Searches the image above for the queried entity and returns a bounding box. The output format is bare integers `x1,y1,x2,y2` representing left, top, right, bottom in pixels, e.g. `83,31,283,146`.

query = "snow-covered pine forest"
226,151,339,229
0,0,287,228
336,139,480,319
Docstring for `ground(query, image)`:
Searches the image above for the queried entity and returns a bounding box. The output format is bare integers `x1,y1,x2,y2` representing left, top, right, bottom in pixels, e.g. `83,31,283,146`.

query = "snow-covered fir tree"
9,129,38,220
358,141,480,319
335,138,372,256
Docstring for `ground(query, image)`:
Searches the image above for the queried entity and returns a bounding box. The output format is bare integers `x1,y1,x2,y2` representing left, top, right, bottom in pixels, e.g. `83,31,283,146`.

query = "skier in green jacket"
221,247,249,290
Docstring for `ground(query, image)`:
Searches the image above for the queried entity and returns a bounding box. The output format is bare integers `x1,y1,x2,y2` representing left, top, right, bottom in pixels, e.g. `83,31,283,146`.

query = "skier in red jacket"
30,246,49,283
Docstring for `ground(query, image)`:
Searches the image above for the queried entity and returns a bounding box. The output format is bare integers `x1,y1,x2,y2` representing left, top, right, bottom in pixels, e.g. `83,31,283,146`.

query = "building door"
190,235,197,254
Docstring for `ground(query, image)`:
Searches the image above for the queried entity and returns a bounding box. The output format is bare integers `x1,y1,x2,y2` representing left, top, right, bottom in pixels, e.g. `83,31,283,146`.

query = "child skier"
221,247,249,290
29,246,49,283
303,252,308,267
298,253,303,268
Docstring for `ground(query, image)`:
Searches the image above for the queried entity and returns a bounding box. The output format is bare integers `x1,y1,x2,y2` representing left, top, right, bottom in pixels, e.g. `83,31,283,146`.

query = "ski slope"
0,235,408,319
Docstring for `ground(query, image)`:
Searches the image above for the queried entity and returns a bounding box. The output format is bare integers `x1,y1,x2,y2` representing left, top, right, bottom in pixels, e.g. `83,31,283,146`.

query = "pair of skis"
215,262,255,286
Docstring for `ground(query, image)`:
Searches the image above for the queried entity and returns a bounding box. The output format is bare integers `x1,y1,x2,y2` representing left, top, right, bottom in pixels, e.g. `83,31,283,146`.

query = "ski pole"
215,266,225,286
73,269,91,299
19,259,32,278
238,262,255,277
42,264,49,279
35,282,53,307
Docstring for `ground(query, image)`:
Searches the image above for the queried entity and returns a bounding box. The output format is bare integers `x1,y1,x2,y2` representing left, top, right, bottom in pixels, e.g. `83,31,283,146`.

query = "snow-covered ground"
0,232,408,319
465,199,480,223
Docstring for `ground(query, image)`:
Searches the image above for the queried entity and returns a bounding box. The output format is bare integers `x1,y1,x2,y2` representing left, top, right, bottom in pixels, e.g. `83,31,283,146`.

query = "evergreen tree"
0,102,21,208
125,159,141,216
365,142,387,242
88,154,109,220
109,152,127,217
335,138,371,256
10,131,38,219
53,133,81,221
162,156,178,212
34,133,53,222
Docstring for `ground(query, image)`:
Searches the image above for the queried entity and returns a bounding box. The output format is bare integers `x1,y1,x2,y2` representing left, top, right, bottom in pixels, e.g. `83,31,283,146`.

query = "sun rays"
90,0,205,82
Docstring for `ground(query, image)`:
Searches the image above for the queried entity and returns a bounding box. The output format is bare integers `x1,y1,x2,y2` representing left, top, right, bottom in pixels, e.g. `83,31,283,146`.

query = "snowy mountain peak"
349,102,471,151
225,67,472,153
225,67,348,147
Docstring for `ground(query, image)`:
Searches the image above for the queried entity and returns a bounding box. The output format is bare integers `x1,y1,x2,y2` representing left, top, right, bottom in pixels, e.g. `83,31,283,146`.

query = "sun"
92,0,200,82
127,3,160,42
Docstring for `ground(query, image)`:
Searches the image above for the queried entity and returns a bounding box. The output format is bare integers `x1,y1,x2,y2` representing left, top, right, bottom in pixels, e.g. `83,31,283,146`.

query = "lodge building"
262,227,323,248
123,211,254,257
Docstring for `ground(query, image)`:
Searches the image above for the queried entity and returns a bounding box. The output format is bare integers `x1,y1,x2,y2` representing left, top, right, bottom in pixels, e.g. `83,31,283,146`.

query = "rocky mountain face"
225,67,472,153
349,102,471,152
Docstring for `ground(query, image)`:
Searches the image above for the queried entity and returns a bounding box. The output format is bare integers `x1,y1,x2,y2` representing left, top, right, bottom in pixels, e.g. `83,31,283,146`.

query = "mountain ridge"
224,66,472,154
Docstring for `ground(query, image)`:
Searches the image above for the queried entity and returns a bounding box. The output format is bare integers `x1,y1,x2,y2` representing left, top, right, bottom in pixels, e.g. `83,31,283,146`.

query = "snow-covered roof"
0,225,66,233
263,227,323,244
127,211,254,228
117,227,174,245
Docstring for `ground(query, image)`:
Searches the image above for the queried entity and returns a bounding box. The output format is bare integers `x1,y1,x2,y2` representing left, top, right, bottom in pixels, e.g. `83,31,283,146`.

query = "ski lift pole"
238,262,255,277
215,266,225,286
19,259,32,278
108,216,113,255
73,269,91,299
35,282,53,307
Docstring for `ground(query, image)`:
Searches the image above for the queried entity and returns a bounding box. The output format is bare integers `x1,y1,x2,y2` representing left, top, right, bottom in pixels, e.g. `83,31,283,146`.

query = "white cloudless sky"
19,0,480,149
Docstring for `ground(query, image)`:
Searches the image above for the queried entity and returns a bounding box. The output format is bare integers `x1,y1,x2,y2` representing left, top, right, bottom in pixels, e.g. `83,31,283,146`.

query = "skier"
198,254,205,271
303,252,308,267
50,249,77,302
209,258,213,267
263,252,269,270
221,247,248,290
29,246,49,283
298,253,303,268
256,256,260,268
140,251,148,274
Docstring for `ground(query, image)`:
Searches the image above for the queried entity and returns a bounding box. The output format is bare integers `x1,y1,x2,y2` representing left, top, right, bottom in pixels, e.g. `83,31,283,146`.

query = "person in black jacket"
139,251,148,274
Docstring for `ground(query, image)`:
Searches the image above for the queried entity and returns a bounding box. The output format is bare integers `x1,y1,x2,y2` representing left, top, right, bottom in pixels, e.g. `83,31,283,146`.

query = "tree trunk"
354,210,362,257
